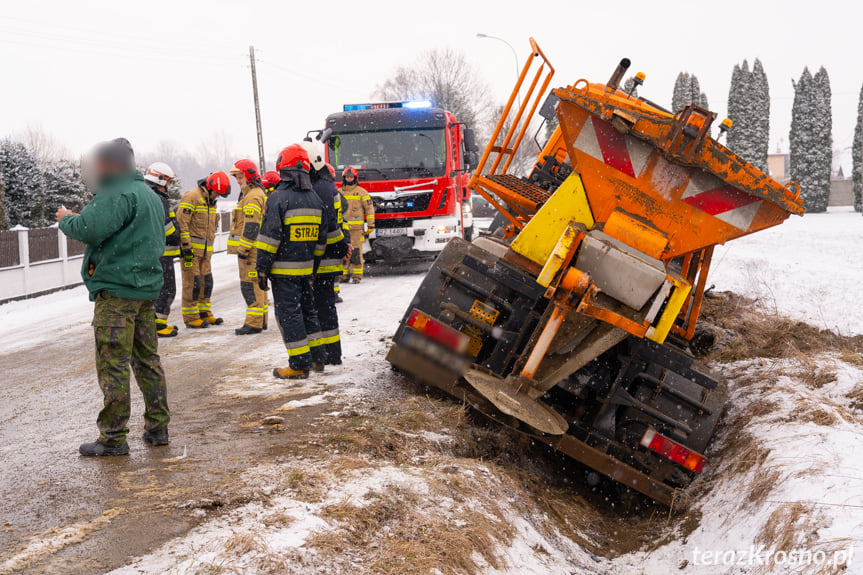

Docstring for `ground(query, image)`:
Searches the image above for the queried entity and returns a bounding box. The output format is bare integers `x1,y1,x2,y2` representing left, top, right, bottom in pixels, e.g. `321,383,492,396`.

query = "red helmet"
342,166,358,181
276,144,310,172
229,159,261,185
205,171,231,197
262,170,280,191
326,163,336,179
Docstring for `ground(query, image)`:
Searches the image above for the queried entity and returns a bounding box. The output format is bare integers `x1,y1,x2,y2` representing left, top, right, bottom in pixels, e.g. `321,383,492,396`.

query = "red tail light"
406,309,469,353
640,428,706,473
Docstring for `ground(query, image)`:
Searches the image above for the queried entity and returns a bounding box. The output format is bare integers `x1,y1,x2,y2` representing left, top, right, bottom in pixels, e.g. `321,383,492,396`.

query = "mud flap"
463,369,569,435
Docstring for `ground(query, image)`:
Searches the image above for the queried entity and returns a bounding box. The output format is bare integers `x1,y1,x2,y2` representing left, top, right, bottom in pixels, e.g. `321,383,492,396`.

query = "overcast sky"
0,0,858,168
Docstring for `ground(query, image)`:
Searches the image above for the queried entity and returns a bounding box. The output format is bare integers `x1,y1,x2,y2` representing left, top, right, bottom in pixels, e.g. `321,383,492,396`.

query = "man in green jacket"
57,138,171,456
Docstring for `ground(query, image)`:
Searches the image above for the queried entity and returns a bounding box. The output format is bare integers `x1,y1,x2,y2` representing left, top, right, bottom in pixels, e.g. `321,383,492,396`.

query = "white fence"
0,212,232,303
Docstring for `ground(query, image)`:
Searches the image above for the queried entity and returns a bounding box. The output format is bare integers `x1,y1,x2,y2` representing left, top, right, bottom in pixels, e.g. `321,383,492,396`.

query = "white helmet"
299,140,325,172
144,162,176,187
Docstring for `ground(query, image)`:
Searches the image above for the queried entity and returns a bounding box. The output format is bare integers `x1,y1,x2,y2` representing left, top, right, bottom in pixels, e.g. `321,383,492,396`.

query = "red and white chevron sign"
573,116,761,231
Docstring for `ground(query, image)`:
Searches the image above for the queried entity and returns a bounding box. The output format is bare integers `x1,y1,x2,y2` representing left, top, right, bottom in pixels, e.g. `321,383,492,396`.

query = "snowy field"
1,208,862,574
710,206,863,335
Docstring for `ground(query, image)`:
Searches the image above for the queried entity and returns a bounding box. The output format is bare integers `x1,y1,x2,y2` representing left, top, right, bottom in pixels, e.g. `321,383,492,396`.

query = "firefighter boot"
156,318,178,337
273,367,309,380
235,324,263,335
185,318,210,329
200,312,224,325
142,427,170,446
312,361,325,373
79,441,129,457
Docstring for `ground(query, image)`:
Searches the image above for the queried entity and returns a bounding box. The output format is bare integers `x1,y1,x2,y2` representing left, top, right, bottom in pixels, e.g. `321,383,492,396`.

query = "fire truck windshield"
330,128,447,178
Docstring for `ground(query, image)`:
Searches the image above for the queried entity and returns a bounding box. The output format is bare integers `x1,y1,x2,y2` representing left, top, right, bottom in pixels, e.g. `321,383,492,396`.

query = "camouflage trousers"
93,292,170,446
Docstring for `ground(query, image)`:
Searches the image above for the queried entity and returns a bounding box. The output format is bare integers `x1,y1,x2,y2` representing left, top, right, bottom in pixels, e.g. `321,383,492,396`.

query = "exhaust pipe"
606,58,631,92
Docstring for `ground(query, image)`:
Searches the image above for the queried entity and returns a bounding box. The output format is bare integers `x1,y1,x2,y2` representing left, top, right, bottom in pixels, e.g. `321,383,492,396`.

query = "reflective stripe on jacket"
177,185,219,253
255,177,326,278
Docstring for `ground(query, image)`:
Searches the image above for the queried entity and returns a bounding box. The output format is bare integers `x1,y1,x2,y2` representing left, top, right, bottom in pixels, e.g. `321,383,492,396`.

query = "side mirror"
468,151,479,168
463,128,479,153
539,92,560,121
318,128,333,143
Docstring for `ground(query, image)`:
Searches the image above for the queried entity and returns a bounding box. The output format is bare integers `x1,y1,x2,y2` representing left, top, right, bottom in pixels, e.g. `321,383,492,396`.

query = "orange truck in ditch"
387,39,803,506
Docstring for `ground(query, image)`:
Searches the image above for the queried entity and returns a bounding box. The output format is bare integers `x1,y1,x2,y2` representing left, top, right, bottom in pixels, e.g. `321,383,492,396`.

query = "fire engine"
317,101,480,262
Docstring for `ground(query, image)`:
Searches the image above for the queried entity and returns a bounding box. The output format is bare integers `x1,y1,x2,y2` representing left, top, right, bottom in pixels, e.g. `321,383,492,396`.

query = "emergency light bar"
343,100,433,112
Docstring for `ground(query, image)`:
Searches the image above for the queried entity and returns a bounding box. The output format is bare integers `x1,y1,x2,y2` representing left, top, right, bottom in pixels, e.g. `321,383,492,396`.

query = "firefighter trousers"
271,276,325,370
342,228,365,280
181,250,213,323
313,275,341,363
238,249,268,329
154,256,176,327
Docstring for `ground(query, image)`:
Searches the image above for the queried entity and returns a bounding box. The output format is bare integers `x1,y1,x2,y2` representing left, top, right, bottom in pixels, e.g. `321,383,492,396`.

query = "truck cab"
322,101,478,262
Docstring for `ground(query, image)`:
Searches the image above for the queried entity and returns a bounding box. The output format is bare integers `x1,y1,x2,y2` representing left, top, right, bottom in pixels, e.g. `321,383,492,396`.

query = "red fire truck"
317,100,479,262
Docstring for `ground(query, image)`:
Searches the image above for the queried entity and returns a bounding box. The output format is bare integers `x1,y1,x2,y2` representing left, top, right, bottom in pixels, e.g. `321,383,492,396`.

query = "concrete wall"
829,179,854,207
0,213,232,303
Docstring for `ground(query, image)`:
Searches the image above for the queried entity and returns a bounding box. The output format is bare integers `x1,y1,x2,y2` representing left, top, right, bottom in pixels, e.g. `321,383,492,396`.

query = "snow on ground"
4,209,863,574
711,206,863,335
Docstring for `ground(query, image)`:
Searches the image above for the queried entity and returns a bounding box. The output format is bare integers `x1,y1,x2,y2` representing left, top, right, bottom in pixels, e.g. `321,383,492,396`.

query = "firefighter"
303,144,351,365
328,164,347,303
143,162,182,337
340,167,375,283
262,171,280,195
255,144,332,379
228,160,269,335
177,172,230,328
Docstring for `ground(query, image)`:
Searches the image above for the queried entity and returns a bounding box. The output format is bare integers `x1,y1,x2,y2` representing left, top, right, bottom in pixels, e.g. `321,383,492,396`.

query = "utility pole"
249,45,265,171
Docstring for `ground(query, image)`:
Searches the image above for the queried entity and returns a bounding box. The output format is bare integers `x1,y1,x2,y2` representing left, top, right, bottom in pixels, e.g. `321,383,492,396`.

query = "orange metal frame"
469,38,555,231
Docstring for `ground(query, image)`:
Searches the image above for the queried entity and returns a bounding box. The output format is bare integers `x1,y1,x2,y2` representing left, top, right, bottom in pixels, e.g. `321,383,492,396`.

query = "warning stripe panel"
591,118,635,178
681,185,760,216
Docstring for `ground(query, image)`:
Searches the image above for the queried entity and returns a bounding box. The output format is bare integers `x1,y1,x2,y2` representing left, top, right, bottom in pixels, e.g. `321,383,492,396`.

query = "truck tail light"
640,428,706,474
406,309,469,353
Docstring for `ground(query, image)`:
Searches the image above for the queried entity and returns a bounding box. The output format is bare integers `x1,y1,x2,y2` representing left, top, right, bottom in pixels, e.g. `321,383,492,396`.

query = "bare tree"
13,124,69,164
373,48,493,133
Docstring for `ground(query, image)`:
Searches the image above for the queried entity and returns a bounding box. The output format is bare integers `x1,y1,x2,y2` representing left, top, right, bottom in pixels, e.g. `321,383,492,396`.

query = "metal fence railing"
0,230,19,268
28,227,60,263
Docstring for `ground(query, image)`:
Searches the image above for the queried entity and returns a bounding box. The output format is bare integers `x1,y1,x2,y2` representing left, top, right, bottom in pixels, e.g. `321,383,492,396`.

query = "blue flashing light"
342,100,433,112
403,100,432,109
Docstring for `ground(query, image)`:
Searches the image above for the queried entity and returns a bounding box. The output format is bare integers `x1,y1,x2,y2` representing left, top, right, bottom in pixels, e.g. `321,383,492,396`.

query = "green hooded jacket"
59,171,165,301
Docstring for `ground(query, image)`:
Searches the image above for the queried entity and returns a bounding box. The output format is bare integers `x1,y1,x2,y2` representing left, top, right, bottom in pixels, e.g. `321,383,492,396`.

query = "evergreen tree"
790,67,832,213
41,160,90,222
811,67,833,212
0,172,6,230
727,59,770,172
853,81,863,212
671,72,709,111
0,139,45,228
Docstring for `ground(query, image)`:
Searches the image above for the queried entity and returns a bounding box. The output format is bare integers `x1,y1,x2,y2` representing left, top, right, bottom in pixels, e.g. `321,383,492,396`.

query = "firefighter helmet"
342,166,358,183
299,140,325,172
143,162,175,187
229,159,261,185
326,163,336,179
276,144,310,172
262,171,280,191
205,171,231,197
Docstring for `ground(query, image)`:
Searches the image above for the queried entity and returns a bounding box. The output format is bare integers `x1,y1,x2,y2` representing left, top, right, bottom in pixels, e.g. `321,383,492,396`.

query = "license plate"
377,227,409,237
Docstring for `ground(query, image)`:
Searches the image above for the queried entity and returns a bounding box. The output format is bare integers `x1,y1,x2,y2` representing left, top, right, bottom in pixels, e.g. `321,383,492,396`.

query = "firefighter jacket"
147,183,181,258
254,171,328,278
177,183,220,254
312,174,350,276
228,183,267,257
342,183,375,232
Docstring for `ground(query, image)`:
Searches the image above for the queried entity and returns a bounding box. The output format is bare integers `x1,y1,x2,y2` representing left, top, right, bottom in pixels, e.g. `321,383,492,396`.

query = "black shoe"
335,295,344,303
143,428,169,446
325,358,343,366
312,361,325,373
79,441,129,456
235,324,263,335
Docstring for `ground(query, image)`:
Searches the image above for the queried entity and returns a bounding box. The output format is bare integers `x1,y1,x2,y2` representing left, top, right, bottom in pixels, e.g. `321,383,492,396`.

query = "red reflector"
406,309,468,353
641,428,706,474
